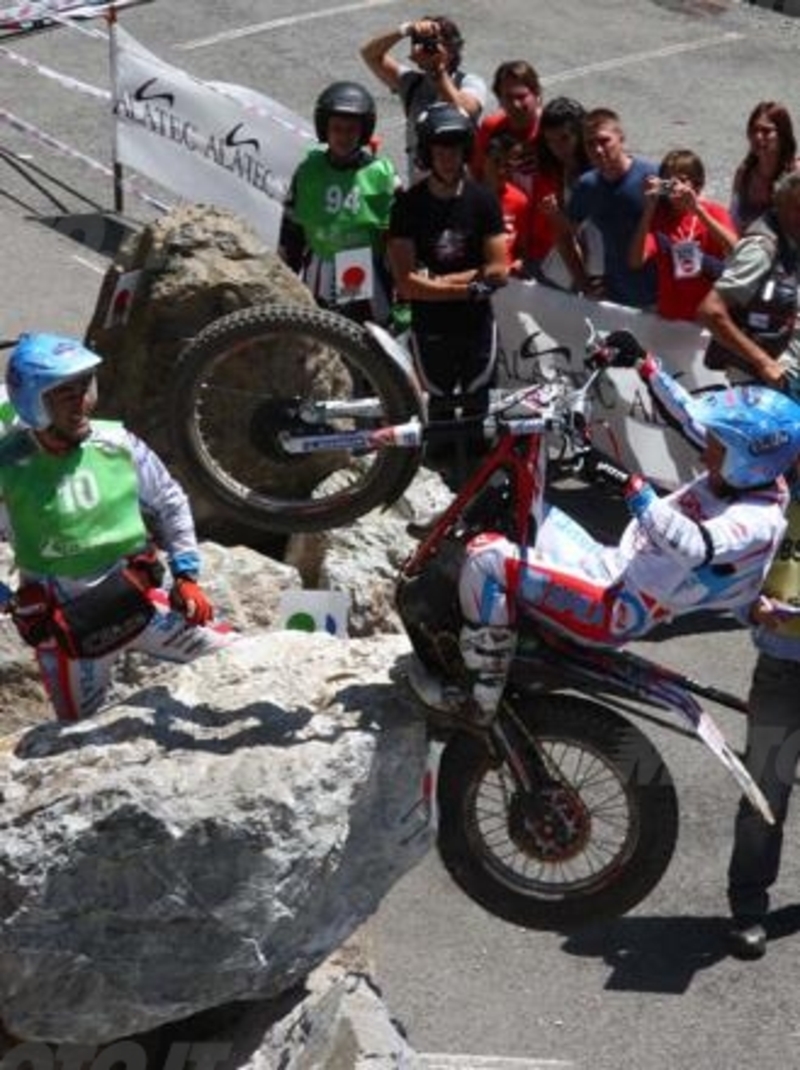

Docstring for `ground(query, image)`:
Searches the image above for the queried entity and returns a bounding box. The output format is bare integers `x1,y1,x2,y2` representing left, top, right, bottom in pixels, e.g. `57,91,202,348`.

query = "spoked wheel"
171,304,423,533
436,693,679,931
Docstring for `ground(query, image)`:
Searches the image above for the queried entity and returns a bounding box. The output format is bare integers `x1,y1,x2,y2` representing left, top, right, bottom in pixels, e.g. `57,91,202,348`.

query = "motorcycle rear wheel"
171,304,423,534
436,693,678,930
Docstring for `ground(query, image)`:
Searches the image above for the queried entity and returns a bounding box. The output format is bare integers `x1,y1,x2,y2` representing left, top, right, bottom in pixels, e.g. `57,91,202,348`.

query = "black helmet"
415,102,474,169
314,81,377,145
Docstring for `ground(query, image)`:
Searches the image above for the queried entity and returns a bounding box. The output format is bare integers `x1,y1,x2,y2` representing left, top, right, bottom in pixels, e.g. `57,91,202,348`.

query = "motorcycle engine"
395,536,466,681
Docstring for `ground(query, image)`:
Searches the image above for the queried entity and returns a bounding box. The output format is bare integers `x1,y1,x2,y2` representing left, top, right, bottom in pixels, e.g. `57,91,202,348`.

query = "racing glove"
585,456,656,514
10,583,53,647
169,575,214,626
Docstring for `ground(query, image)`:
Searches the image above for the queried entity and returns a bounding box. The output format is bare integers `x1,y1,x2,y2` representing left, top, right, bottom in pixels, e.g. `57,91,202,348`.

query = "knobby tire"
436,693,679,931
171,305,423,533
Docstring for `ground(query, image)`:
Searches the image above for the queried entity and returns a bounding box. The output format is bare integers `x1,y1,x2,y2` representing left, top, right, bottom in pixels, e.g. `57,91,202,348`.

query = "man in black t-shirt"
360,15,486,183
387,103,507,485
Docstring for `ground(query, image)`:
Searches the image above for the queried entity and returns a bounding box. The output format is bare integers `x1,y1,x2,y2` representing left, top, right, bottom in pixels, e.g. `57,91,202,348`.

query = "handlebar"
583,319,649,370
279,318,648,460
417,318,648,448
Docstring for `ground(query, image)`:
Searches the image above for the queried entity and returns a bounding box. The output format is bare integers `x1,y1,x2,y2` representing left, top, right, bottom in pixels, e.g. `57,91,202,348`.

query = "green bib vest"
291,149,396,260
0,420,148,578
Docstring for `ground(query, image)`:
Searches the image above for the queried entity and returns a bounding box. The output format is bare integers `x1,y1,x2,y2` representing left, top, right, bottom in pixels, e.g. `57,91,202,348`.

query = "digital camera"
412,32,440,53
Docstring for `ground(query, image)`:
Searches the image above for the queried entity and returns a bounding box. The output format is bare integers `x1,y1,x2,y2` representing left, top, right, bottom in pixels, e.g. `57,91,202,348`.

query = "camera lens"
412,33,439,51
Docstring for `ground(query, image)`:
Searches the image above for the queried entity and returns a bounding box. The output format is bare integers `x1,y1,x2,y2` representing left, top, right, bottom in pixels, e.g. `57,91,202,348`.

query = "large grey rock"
241,972,424,1068
0,631,429,1043
0,969,424,1069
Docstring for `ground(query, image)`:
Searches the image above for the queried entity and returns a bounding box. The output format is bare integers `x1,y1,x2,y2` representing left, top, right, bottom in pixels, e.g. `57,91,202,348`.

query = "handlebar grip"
603,330,647,367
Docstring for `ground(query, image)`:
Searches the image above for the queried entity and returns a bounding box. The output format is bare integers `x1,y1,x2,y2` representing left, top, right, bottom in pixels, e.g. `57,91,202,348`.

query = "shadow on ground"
560,903,800,992
39,211,135,258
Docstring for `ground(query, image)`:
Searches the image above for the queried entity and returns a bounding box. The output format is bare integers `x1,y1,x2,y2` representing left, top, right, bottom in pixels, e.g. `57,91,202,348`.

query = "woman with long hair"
528,96,594,289
730,101,800,232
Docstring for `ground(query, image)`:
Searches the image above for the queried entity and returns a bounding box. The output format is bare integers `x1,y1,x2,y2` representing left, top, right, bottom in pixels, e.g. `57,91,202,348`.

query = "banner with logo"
493,278,729,489
112,26,315,247
0,0,148,29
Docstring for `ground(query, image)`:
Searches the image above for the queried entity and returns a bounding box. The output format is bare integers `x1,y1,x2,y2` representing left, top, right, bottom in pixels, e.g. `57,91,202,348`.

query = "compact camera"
412,32,441,53
657,178,676,198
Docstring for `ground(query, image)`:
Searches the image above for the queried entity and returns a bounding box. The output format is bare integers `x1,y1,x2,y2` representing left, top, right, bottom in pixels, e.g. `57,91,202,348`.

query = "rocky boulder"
83,204,348,548
0,631,429,1043
285,465,453,638
241,971,424,1067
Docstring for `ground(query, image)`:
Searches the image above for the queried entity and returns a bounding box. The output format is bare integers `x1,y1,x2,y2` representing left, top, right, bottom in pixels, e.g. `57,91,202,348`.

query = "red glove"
169,576,214,626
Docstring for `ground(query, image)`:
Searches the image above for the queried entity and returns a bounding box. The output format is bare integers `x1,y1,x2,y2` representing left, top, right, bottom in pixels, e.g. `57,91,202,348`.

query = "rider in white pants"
457,334,800,725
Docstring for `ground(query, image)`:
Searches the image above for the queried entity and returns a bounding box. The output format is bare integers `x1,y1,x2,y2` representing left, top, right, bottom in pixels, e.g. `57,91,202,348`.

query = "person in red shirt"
471,60,542,199
628,148,737,322
481,131,531,272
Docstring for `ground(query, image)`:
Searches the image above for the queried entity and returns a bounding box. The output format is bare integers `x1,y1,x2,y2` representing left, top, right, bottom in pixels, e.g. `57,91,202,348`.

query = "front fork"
487,702,565,819
412,699,563,843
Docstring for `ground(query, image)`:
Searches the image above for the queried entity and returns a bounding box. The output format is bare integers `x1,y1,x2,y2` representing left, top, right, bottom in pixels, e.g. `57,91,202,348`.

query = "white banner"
493,278,729,489
0,0,148,29
112,27,315,247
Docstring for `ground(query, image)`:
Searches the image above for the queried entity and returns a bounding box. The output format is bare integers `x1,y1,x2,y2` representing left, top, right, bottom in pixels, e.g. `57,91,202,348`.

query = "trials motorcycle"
170,304,771,930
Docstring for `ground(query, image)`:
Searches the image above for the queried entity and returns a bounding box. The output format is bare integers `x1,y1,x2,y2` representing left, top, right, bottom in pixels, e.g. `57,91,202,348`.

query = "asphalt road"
3,1,800,1068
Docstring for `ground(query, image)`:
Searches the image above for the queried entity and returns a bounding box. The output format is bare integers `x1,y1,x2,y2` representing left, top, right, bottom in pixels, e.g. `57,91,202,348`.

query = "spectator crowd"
279,13,799,321
277,12,800,428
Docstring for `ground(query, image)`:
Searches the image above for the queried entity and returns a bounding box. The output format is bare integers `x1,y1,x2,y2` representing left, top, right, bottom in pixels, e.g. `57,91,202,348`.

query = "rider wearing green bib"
1,421,147,577
280,81,399,325
0,333,234,722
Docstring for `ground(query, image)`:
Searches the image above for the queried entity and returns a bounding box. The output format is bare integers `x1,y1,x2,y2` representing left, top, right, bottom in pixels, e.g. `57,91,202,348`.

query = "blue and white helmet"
687,384,800,489
6,333,102,430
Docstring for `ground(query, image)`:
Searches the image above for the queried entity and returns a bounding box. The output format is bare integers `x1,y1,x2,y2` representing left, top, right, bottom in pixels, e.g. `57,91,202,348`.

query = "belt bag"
50,565,156,659
705,253,797,373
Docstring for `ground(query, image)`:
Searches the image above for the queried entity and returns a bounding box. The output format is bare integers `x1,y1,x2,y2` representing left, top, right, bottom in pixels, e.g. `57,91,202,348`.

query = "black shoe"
729,920,767,960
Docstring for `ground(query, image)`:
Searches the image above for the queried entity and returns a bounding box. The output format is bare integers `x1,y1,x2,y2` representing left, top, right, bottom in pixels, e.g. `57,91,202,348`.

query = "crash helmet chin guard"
415,102,474,171
6,333,102,430
314,81,377,146
687,384,800,489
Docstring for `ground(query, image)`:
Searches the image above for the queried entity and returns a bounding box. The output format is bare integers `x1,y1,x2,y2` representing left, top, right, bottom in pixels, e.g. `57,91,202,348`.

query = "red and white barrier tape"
0,43,110,98
0,106,171,211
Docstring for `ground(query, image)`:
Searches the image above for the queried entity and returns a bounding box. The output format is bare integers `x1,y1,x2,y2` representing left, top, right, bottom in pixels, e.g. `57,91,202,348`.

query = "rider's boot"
458,623,517,726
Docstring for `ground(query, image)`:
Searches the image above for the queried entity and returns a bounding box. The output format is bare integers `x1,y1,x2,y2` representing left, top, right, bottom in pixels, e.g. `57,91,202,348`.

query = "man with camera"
360,14,486,182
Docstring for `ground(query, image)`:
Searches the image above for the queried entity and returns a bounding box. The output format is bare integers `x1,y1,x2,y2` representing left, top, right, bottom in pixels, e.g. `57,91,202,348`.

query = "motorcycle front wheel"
436,693,679,931
171,304,423,534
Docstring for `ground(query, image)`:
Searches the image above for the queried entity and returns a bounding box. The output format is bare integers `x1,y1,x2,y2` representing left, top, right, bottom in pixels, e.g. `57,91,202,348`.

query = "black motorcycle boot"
728,917,767,960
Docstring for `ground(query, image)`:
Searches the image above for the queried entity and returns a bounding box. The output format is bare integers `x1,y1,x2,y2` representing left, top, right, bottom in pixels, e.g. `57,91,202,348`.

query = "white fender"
364,322,426,417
